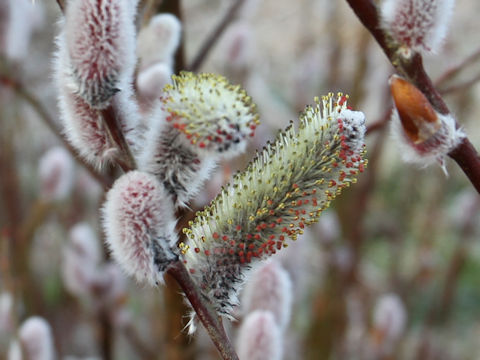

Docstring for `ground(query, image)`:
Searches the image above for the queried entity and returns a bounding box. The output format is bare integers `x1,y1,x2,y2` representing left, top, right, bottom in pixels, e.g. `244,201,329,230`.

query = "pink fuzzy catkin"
64,0,136,108
241,260,292,330
102,171,178,285
55,0,140,166
237,310,283,360
380,0,455,53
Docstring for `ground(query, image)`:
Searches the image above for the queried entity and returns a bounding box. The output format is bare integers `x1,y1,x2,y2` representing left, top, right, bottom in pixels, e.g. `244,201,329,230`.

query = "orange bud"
389,75,440,144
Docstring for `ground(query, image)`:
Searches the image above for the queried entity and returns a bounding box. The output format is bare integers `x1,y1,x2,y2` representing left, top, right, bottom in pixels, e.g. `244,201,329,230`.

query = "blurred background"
1,0,480,359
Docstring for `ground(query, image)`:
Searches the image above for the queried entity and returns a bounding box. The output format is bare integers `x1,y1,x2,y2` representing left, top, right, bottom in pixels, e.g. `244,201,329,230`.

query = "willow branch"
167,261,239,360
345,0,480,193
100,105,137,172
188,0,245,72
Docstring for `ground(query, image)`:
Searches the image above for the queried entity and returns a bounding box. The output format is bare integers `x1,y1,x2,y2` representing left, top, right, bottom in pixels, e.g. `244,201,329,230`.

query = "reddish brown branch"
188,0,245,72
101,105,137,172
345,0,480,193
56,0,65,13
167,261,239,360
344,0,449,115
448,138,480,193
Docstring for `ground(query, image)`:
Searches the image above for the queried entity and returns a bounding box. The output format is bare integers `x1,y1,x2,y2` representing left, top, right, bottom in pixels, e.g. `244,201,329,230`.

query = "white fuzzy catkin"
218,22,254,70
1,0,44,61
55,28,140,166
0,292,13,334
17,317,55,360
182,94,366,320
237,310,283,360
373,293,407,344
38,146,74,201
391,109,464,167
102,171,178,286
136,63,173,103
241,260,293,330
139,112,217,208
380,0,455,53
136,13,181,69
64,0,137,108
62,223,101,297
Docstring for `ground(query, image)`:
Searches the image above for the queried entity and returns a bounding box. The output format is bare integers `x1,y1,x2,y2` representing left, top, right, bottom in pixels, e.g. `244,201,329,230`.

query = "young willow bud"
62,223,101,297
38,146,74,202
372,293,407,350
181,93,367,319
236,311,283,360
241,260,292,330
18,317,55,360
161,71,260,158
137,13,182,69
389,75,465,168
380,0,455,54
136,63,173,103
64,0,136,108
102,171,178,286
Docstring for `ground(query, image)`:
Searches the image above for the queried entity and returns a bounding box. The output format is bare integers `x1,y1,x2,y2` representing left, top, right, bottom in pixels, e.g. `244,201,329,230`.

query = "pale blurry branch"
436,46,480,87
345,0,480,194
440,72,480,95
366,106,392,135
188,0,245,72
122,322,157,359
0,75,113,189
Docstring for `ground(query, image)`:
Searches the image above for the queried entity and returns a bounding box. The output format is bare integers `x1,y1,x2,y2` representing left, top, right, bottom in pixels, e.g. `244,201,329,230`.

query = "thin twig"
188,0,245,72
436,46,480,87
440,72,480,95
167,261,239,360
344,0,480,194
0,75,113,189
